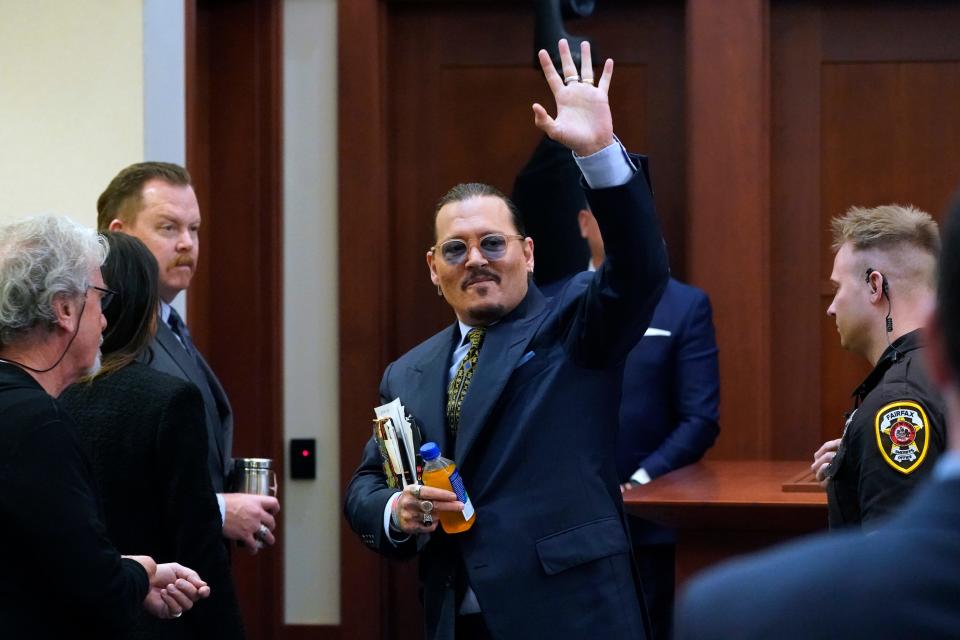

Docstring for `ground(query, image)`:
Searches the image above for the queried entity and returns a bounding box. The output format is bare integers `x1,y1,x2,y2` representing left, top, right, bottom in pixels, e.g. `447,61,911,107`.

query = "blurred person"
0,215,209,638
674,194,960,640
60,232,245,639
811,205,945,529
345,39,668,639
97,162,279,552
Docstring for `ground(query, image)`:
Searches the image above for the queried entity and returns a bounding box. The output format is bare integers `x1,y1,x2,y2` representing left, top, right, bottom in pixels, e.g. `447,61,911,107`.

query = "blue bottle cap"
419,442,441,461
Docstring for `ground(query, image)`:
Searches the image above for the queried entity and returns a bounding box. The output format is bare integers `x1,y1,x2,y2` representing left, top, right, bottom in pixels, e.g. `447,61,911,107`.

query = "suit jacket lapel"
154,322,228,467
407,325,457,457
454,286,548,464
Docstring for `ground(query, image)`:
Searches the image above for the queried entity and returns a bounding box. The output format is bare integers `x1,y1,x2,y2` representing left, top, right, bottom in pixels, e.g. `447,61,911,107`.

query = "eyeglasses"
88,285,118,311
431,233,525,265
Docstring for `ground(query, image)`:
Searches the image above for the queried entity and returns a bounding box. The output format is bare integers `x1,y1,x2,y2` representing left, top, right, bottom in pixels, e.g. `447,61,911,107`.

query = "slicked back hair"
434,183,526,241
97,162,192,232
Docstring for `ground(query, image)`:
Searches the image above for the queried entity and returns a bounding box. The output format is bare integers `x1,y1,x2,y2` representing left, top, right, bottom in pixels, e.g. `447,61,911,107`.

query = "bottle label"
449,469,475,520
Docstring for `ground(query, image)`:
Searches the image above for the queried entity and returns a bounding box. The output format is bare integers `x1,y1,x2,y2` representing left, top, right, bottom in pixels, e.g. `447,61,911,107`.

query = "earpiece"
866,267,895,335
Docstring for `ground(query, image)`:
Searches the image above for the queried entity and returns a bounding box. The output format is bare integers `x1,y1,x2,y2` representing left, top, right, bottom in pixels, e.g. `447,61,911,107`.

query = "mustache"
462,268,500,290
170,255,194,269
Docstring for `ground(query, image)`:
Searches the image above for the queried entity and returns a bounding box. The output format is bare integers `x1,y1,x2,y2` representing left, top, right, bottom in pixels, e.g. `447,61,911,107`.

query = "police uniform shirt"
826,329,947,529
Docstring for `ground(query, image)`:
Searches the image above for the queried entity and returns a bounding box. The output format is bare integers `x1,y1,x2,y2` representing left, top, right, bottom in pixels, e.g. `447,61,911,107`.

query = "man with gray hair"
0,215,210,637
811,204,946,528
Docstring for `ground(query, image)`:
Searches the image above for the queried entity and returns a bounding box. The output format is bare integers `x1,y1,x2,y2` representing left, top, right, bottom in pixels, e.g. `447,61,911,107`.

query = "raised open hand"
533,39,614,157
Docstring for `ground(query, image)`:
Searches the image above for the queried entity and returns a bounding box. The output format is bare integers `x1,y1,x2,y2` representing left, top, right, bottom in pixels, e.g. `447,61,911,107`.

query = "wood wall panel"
819,60,960,441
769,2,823,459
771,1,960,452
687,0,771,459
186,0,284,637
338,0,391,637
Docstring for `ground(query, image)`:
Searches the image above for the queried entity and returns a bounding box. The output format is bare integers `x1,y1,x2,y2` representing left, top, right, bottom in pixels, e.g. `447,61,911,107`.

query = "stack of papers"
373,398,421,488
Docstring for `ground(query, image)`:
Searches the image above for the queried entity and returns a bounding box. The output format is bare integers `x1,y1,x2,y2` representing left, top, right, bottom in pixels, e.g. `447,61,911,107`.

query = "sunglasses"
88,285,118,311
432,233,524,265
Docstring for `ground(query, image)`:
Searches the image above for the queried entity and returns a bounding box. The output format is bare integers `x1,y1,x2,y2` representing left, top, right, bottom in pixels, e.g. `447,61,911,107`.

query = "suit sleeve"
5,416,148,630
157,383,245,638
343,362,419,559
639,292,720,479
564,155,669,368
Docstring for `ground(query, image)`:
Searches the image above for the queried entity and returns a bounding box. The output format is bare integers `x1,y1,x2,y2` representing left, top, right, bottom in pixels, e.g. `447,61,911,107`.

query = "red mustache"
170,256,194,269
462,269,500,290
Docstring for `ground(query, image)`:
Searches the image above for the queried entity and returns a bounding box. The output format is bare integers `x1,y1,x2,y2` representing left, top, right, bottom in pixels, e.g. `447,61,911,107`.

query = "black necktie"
167,308,197,357
446,327,486,433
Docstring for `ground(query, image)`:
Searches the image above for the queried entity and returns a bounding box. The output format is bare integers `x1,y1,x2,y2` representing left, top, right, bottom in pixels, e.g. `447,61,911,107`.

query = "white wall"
0,0,144,228
283,0,340,625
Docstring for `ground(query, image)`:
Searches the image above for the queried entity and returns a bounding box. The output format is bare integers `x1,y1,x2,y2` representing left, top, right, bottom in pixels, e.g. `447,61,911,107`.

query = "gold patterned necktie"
446,327,486,432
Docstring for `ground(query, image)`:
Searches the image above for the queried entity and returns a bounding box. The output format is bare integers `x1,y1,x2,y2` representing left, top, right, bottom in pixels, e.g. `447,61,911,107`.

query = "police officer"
812,204,947,529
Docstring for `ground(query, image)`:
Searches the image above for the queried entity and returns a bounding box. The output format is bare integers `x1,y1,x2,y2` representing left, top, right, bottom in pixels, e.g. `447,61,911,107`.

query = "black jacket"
61,362,244,639
0,362,148,639
826,329,947,528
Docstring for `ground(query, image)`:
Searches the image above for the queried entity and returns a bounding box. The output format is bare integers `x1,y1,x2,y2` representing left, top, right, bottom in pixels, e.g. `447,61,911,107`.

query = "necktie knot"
167,308,196,356
466,327,485,349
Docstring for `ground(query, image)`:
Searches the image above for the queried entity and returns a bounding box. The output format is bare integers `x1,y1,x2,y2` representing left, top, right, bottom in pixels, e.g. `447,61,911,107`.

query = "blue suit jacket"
345,160,668,640
674,474,960,640
543,276,720,545
617,278,719,484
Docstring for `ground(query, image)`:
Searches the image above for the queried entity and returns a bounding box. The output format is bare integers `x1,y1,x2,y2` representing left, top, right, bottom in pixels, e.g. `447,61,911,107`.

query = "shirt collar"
854,329,925,401
159,300,172,325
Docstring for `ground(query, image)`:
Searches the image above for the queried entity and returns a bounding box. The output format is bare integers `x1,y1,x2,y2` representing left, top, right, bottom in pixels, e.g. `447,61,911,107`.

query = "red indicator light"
301,449,310,458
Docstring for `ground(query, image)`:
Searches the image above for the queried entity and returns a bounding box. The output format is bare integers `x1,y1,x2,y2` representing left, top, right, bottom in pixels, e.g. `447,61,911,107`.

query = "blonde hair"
831,204,940,255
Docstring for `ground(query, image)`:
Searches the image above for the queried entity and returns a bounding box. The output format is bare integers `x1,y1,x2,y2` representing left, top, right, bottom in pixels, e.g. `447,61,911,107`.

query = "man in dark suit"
344,40,668,639
97,162,280,552
546,201,719,640
673,195,960,640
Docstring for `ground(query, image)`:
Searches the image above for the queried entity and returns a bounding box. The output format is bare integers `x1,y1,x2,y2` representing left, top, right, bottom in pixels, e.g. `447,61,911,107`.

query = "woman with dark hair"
60,233,245,639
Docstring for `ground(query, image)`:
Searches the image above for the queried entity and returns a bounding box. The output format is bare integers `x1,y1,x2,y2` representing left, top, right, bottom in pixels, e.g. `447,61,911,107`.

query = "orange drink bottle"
419,442,476,534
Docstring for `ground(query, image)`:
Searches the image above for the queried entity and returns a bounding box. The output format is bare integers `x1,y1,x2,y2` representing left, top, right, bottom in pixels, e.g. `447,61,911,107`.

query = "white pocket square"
644,328,671,337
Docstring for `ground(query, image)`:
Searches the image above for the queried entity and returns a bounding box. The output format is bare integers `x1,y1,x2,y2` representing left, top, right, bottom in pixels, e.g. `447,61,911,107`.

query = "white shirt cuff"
573,135,636,189
216,493,226,524
630,468,652,485
382,492,410,546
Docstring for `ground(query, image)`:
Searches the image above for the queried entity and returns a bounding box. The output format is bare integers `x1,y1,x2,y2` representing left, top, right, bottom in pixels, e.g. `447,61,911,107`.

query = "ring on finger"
255,524,270,540
422,513,433,525
172,611,183,619
412,484,423,500
580,77,594,85
563,75,580,85
420,500,434,514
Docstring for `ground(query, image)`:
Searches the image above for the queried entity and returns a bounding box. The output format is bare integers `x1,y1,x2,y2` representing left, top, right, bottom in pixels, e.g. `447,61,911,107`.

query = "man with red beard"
97,163,280,553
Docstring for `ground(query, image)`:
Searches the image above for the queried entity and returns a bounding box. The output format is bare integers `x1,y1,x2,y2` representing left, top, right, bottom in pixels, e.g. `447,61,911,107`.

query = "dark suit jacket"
60,363,245,639
345,160,668,640
0,362,149,639
148,319,234,491
674,473,960,640
618,279,719,546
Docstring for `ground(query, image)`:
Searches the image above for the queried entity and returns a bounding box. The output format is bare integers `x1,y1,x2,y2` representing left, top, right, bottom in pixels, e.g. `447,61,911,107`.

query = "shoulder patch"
875,401,930,475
